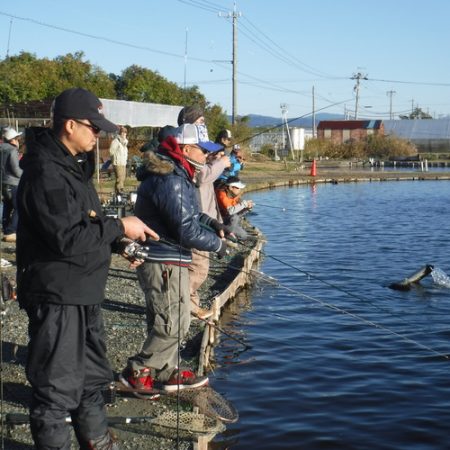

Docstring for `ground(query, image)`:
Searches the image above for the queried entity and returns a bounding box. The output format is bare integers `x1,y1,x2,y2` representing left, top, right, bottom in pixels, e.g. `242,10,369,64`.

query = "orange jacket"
216,189,248,217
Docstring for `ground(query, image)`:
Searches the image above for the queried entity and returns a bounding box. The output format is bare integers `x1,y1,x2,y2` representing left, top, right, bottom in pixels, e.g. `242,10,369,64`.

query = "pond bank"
0,221,263,449
240,165,450,192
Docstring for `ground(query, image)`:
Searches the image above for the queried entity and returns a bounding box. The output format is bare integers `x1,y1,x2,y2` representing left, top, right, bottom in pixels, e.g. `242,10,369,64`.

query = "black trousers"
25,303,113,449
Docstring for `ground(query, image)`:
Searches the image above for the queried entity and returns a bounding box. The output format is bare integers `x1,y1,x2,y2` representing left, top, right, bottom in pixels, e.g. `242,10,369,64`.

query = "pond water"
211,180,450,450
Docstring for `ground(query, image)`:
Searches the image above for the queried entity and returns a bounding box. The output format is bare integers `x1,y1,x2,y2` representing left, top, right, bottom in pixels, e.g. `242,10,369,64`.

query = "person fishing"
215,176,253,240
0,126,23,242
16,87,157,450
214,137,245,189
190,140,232,320
120,123,227,394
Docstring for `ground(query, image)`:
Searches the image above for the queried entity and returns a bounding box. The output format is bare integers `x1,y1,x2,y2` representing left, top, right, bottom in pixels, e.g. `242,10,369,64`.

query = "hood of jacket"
136,148,174,181
136,136,195,181
22,127,95,181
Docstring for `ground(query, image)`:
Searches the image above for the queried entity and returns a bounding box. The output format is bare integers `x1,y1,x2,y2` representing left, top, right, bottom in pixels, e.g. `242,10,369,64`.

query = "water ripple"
213,181,450,449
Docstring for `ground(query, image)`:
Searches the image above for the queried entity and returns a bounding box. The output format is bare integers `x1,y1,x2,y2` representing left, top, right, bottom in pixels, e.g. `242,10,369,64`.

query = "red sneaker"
119,366,159,399
162,369,209,392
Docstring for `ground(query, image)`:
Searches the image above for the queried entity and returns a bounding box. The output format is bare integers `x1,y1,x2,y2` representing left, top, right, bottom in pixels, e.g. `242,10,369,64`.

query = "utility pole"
6,19,13,58
219,2,241,125
280,103,295,160
312,85,316,138
351,72,367,120
386,90,396,120
183,28,188,101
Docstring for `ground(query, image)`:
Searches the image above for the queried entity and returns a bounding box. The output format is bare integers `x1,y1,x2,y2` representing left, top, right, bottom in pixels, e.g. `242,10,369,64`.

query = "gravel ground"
0,226,257,450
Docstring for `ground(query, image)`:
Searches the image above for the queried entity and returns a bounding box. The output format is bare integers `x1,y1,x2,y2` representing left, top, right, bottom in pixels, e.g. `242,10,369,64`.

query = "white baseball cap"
3,127,22,141
175,123,223,152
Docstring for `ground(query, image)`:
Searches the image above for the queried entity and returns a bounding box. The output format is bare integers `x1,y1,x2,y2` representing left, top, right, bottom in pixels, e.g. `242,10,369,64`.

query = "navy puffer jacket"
134,142,222,265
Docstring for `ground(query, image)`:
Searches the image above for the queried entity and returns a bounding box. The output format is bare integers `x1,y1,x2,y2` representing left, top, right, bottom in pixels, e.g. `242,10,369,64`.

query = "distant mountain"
232,112,344,128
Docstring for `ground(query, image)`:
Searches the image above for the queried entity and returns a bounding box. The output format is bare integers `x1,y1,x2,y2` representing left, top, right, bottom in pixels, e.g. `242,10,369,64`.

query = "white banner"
100,99,182,128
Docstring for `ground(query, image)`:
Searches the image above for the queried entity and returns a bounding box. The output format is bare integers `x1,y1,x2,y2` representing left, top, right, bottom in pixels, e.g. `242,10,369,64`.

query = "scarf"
159,136,195,179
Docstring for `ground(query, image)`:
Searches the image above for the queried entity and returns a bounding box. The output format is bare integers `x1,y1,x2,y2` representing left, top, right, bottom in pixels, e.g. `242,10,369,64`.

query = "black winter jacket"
16,127,124,307
134,146,222,265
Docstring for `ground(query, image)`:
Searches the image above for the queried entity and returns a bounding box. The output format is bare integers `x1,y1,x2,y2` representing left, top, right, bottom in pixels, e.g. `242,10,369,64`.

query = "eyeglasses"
192,144,209,155
73,119,101,135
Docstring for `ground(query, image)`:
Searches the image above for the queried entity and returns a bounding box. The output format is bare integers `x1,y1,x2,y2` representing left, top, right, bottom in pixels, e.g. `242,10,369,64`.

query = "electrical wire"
0,11,210,64
176,0,226,14
240,17,345,80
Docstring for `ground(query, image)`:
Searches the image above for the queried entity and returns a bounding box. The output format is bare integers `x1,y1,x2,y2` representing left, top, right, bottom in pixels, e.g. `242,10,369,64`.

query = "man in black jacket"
17,87,158,450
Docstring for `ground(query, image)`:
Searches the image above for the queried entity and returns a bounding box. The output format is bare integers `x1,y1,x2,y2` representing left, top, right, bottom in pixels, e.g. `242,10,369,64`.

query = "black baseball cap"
52,87,118,133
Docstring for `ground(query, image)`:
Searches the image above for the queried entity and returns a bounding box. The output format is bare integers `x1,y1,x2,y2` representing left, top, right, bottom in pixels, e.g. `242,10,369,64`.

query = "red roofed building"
317,120,384,144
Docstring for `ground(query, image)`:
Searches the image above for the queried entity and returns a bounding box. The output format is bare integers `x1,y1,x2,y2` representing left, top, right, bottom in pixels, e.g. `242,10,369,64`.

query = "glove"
222,223,235,236
208,218,224,234
216,240,228,259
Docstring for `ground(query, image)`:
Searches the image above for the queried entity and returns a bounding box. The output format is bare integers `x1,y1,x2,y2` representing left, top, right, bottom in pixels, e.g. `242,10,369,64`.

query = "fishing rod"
121,237,450,361
229,237,421,323
125,235,419,337
226,239,450,361
121,237,271,345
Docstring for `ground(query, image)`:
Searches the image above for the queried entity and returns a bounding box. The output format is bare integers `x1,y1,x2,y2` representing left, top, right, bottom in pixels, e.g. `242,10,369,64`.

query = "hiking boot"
119,366,159,399
161,369,209,392
86,430,119,450
2,233,16,243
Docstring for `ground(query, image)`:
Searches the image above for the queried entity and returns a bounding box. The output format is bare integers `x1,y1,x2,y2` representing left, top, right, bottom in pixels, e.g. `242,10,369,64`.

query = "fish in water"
388,264,434,291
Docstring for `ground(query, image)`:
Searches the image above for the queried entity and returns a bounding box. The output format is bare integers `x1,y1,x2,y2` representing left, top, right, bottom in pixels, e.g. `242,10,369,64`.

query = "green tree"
204,103,229,142
399,107,432,120
231,115,253,148
118,65,183,104
0,51,115,104
0,52,230,136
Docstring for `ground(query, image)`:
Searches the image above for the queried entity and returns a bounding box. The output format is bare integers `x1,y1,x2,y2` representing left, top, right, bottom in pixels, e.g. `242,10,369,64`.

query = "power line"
175,0,225,14
240,17,343,80
0,10,209,64
369,77,450,87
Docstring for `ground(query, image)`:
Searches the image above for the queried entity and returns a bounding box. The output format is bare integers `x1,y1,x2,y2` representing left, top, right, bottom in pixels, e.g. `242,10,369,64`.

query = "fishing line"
207,249,450,360
254,203,288,211
160,234,408,332
116,238,450,361
264,280,450,360
231,238,438,332
182,236,450,360
215,240,450,360
219,252,450,360
191,312,251,350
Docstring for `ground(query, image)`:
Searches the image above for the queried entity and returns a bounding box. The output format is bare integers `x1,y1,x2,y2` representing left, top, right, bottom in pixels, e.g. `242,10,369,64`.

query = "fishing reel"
118,238,151,261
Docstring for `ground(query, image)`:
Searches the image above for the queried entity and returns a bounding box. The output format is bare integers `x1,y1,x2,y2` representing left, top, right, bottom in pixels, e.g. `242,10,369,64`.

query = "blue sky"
1,0,450,120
